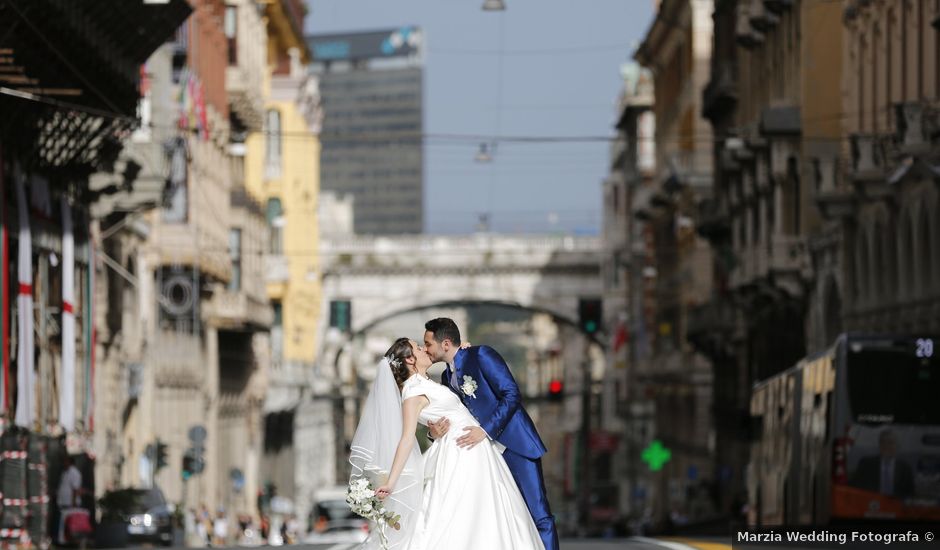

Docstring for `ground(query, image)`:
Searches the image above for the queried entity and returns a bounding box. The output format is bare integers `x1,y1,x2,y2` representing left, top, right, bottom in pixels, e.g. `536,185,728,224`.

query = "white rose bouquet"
346,476,401,549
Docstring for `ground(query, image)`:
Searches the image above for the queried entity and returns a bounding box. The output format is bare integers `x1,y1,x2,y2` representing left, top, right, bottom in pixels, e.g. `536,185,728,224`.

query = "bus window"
846,341,940,425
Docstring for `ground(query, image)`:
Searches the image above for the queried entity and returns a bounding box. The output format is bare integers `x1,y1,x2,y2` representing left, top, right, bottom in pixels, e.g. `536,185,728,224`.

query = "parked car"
303,520,369,544
98,487,173,546
307,486,360,532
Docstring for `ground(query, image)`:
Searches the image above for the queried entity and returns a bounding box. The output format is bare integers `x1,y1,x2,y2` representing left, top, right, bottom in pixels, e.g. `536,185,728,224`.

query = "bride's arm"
376,395,428,499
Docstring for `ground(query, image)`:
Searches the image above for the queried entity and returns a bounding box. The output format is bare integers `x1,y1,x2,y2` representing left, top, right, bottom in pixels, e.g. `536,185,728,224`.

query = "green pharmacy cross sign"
641,440,672,472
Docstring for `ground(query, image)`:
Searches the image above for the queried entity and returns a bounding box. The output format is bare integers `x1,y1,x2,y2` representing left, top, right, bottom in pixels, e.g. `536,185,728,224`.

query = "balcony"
729,234,808,295
893,102,935,157
225,1,266,130
265,255,290,284
812,155,855,219
849,134,891,201
686,299,737,360
703,62,738,123
205,289,273,329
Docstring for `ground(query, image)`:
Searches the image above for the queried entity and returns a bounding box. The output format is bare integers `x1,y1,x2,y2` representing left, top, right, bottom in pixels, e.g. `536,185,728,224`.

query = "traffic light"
182,447,205,480
578,298,602,335
156,440,169,471
547,379,564,402
330,300,352,333
182,455,193,480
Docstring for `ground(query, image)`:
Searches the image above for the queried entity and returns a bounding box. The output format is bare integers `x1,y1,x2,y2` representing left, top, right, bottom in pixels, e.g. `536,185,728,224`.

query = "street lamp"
475,142,493,163
482,0,506,11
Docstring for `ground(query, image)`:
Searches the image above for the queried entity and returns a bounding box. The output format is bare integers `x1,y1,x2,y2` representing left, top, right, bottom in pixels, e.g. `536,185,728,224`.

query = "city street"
4,0,940,548
153,539,725,550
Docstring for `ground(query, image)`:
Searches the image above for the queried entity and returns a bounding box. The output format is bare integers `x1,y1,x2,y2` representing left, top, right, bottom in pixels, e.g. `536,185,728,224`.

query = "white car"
303,520,370,544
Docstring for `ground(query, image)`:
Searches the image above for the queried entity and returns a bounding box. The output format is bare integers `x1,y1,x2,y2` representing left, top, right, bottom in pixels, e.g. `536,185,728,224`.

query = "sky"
305,0,655,235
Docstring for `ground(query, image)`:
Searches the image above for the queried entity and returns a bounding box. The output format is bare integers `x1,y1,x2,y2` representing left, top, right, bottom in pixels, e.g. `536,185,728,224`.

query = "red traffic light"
548,379,563,394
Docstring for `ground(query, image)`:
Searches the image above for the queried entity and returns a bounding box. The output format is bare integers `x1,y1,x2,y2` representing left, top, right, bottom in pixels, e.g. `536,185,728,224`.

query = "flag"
612,321,629,353
0,145,8,414
60,197,75,432
14,172,35,428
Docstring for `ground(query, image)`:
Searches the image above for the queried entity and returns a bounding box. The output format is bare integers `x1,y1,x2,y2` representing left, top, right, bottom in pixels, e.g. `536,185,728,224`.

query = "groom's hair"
425,318,461,346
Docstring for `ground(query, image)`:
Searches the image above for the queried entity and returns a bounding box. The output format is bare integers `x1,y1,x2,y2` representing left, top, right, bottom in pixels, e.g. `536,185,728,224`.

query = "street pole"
578,357,591,533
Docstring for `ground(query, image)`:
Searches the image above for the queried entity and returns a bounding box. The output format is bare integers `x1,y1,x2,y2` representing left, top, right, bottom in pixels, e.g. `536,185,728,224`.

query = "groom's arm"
476,346,522,439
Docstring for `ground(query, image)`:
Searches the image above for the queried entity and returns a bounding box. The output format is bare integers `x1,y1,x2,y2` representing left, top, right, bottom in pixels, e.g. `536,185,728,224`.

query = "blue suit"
443,346,559,550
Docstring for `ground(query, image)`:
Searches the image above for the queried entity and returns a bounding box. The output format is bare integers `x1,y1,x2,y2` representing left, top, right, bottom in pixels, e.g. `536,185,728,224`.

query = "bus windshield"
846,338,940,425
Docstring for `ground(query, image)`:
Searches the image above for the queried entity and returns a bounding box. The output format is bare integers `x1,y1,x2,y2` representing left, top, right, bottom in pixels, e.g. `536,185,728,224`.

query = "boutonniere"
460,375,478,399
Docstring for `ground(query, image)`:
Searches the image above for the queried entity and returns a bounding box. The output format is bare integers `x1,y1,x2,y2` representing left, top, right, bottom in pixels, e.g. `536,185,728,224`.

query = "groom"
423,318,559,550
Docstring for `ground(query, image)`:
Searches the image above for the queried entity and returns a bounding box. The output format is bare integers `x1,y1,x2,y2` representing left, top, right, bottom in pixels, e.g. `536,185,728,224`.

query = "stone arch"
854,225,870,303
881,212,898,296
352,299,592,345
917,205,932,295
933,196,940,295
897,206,916,298
871,218,886,302
822,275,843,345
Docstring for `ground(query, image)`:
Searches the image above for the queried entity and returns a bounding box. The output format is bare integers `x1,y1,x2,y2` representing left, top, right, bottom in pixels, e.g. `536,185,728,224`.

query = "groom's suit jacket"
442,346,547,460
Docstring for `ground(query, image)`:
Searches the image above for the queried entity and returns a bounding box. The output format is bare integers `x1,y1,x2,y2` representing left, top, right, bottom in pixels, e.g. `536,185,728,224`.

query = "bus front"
833,335,940,522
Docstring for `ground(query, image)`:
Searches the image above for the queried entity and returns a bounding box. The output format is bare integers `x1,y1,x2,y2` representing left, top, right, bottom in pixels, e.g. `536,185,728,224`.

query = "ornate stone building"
691,0,845,513
813,0,940,341
633,0,717,526
93,1,274,521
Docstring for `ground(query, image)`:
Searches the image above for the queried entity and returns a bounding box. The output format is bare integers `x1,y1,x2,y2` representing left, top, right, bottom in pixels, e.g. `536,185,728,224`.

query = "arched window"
265,109,282,179
823,276,842,345
898,210,916,297
919,209,932,294
854,228,869,303
872,221,885,301
882,217,898,293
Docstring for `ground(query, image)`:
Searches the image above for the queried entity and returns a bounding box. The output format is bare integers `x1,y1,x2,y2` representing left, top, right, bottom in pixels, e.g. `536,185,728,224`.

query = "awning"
0,0,192,172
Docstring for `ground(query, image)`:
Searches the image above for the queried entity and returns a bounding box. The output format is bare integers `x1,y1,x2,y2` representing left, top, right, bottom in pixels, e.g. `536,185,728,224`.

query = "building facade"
824,0,940,341
605,62,656,525
87,1,275,528
0,1,191,546
307,28,424,235
243,0,326,524
692,0,845,515
633,0,717,527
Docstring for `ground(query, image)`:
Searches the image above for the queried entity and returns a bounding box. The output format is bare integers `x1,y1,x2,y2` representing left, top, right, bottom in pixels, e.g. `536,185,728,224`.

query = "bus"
746,333,940,526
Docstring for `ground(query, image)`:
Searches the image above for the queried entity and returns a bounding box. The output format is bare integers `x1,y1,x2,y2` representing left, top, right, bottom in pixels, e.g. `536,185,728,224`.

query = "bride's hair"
385,337,414,390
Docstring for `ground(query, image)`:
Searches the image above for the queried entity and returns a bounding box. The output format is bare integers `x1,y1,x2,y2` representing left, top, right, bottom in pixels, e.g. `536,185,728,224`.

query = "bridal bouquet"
346,475,401,549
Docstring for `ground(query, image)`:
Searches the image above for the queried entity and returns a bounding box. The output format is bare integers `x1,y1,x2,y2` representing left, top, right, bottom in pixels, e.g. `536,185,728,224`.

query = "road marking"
631,536,701,550
325,544,356,550
674,539,733,550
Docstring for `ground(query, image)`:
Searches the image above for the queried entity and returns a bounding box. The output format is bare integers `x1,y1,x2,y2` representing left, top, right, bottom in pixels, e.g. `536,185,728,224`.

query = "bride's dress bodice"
396,373,543,550
402,375,478,431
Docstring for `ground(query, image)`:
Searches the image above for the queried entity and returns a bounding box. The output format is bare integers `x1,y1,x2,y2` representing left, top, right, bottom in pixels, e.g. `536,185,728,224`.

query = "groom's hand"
428,417,450,439
456,426,487,449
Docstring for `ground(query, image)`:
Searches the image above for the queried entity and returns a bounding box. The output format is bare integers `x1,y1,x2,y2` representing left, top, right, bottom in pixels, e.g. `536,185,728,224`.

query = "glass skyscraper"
308,27,424,235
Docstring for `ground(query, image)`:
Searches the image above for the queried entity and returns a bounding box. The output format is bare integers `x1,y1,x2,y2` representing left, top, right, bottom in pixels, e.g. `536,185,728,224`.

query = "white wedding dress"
401,374,543,550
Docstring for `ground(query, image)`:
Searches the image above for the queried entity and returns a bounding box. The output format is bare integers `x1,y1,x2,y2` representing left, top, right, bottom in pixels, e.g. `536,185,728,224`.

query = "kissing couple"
348,317,559,550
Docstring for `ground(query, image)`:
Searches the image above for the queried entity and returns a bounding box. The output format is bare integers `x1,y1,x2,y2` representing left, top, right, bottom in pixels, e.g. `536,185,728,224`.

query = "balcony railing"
206,289,274,328
265,255,290,284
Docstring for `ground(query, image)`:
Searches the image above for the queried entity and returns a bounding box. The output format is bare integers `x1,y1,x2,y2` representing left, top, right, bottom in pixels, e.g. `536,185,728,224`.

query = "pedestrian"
213,509,228,546
55,455,83,544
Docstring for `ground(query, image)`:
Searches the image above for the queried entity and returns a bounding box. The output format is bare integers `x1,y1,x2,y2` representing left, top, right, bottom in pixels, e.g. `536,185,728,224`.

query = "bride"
349,337,543,549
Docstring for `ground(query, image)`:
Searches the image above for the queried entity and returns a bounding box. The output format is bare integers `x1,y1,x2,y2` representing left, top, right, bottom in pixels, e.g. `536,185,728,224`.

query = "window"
266,198,284,254
228,228,242,291
225,5,238,66
265,109,282,179
329,300,351,332
271,301,283,365
847,341,940,425
162,139,188,223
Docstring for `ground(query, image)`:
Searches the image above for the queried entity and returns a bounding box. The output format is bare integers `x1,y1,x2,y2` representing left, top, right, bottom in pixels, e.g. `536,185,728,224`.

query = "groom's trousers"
502,448,559,550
